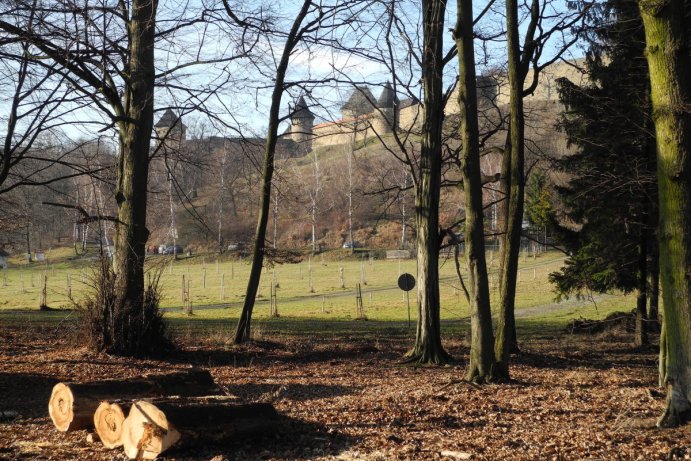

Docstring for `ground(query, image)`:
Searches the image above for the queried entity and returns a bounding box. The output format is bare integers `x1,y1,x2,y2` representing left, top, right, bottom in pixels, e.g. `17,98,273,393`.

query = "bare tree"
1,0,252,354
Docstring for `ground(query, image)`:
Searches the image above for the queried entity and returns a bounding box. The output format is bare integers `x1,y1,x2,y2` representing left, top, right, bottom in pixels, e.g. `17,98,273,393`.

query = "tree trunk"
494,0,526,380
403,0,449,364
94,395,238,449
455,0,496,382
234,0,312,343
48,369,217,432
121,400,279,460
109,0,157,355
639,0,691,427
635,228,649,347
649,242,660,322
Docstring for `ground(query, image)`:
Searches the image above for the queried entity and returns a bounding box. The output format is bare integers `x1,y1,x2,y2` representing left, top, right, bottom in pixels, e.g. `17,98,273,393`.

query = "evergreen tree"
550,0,657,346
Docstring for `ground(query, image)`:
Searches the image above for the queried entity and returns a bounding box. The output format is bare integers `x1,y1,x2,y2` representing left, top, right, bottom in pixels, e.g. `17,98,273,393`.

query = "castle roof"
377,82,399,108
155,109,183,128
291,96,314,120
341,87,376,115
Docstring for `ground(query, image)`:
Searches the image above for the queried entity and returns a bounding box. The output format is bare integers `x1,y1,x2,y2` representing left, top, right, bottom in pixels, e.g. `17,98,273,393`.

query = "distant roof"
377,82,399,108
292,96,314,120
0,249,9,257
155,109,184,128
399,97,419,110
341,87,376,114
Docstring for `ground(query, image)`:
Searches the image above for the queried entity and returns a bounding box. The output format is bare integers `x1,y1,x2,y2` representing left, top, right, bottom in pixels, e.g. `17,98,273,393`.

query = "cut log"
94,395,239,449
94,402,127,449
121,399,279,460
49,368,218,432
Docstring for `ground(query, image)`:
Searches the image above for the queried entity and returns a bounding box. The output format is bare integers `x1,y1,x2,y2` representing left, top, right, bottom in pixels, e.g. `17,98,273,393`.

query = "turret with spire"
290,96,315,150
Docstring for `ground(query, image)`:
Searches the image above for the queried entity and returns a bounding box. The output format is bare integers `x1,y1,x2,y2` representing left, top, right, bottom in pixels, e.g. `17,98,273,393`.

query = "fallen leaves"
0,324,689,460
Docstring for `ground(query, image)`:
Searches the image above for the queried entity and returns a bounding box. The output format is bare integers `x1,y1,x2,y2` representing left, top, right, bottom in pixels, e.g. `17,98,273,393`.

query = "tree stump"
49,369,217,432
121,400,279,459
94,395,239,449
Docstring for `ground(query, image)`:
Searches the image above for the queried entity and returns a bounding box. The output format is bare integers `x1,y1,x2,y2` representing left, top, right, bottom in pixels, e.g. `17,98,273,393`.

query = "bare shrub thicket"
79,257,172,355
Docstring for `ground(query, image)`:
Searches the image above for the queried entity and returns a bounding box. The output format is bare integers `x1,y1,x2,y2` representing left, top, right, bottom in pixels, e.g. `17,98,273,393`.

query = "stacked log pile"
47,369,278,459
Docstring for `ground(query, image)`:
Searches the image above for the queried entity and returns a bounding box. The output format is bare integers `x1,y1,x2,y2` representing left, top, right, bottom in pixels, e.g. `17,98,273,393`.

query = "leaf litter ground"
0,322,689,460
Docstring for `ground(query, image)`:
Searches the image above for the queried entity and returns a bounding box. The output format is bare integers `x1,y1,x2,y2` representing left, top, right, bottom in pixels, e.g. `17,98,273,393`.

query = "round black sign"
397,273,416,291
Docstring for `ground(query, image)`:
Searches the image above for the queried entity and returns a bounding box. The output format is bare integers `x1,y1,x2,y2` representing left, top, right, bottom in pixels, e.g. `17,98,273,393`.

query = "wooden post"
220,273,225,301
231,262,234,280
30,272,34,287
66,274,71,298
533,268,536,279
360,261,366,285
203,268,207,289
270,283,279,317
339,267,345,289
184,278,192,315
321,295,325,313
299,263,303,280
355,283,364,319
369,292,372,308
39,273,47,309
181,275,186,302
308,265,314,293
20,274,25,293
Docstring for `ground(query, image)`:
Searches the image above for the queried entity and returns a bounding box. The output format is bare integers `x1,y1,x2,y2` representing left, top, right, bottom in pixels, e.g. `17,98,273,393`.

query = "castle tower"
290,96,315,151
373,82,399,134
155,109,186,153
341,86,376,121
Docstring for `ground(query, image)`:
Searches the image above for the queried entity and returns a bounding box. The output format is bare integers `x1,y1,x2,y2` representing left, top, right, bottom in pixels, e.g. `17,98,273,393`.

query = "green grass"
0,248,636,339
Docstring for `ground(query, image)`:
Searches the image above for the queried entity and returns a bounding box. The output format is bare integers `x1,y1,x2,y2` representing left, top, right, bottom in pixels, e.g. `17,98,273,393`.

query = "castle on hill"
155,59,587,157
284,58,586,153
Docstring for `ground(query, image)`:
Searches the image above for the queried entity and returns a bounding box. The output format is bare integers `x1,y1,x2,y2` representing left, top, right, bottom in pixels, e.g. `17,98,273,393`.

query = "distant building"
154,108,187,154
0,249,8,269
283,59,586,152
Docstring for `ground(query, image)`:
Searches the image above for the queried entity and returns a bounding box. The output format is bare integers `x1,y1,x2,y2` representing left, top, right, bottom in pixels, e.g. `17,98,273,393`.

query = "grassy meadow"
0,247,636,339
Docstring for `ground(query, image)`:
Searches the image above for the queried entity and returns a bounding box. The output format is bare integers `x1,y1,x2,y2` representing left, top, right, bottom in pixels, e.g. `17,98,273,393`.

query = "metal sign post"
397,273,416,328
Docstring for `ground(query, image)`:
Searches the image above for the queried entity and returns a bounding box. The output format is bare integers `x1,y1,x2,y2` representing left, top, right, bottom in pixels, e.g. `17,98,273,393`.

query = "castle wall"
306,59,586,151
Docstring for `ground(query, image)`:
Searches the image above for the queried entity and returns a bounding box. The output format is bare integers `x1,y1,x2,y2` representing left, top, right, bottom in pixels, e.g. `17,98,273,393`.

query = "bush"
79,257,173,356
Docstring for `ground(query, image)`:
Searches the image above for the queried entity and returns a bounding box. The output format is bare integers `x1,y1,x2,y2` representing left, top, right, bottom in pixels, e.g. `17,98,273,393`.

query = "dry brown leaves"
0,323,689,461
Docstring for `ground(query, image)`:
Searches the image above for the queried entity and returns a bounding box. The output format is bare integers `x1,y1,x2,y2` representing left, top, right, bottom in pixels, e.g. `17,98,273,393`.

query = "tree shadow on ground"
221,382,360,402
0,372,59,419
165,415,355,461
513,342,658,371
171,339,403,368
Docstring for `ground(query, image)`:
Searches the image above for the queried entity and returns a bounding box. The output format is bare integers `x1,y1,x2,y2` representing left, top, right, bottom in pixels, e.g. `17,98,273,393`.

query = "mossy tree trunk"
455,0,496,382
405,0,449,364
638,0,691,427
234,0,313,343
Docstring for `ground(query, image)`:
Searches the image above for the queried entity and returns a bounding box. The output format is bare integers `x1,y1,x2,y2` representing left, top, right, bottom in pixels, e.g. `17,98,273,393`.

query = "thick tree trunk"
121,400,279,459
94,395,238,449
234,1,312,343
635,228,649,347
48,369,217,432
455,0,495,382
110,0,157,355
404,0,449,364
494,0,526,380
639,0,691,427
